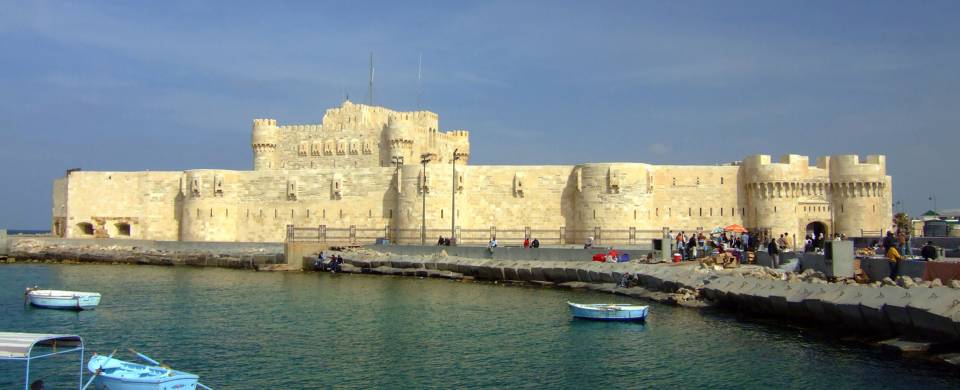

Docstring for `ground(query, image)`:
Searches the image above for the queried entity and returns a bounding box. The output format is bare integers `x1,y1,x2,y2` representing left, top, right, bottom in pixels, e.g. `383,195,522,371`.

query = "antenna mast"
417,52,423,109
368,52,375,106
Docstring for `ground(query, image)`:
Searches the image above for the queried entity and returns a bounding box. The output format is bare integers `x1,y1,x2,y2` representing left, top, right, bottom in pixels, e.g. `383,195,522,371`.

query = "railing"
286,224,669,246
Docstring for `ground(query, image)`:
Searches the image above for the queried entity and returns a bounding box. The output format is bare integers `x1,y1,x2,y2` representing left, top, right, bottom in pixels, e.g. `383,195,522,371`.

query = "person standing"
886,245,902,279
767,238,780,269
523,237,530,248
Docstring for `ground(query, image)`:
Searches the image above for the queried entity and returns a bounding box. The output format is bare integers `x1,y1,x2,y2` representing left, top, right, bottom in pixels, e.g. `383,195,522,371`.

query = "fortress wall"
180,168,396,242
573,164,655,233
393,165,573,244
274,126,382,170
648,165,745,232
63,172,181,240
456,165,574,230
52,178,67,235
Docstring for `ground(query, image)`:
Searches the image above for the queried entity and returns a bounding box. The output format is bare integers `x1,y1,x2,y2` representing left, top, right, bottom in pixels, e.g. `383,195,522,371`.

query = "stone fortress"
52,101,893,245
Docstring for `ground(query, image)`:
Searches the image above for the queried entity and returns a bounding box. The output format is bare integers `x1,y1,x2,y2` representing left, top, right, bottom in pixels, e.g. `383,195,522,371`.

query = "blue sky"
1,0,957,229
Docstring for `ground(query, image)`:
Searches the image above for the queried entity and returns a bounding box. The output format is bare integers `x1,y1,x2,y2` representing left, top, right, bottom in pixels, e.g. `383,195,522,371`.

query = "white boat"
567,302,649,321
25,288,101,310
86,354,201,390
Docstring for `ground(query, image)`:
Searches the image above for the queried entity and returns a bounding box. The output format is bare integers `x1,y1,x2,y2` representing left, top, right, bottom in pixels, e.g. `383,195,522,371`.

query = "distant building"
52,101,893,244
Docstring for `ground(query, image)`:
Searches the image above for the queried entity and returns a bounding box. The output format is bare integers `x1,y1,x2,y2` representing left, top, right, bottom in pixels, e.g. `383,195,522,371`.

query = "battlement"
829,154,887,177
252,118,277,127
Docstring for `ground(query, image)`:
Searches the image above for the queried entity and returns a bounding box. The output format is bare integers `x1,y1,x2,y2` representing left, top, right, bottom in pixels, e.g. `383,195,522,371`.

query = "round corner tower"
829,155,891,237
741,154,810,240
384,115,414,164
252,118,279,170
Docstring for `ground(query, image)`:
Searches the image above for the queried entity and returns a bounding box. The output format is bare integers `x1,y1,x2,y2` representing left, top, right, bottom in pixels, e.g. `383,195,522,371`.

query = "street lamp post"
451,148,459,246
420,153,432,245
391,156,404,242
929,195,937,212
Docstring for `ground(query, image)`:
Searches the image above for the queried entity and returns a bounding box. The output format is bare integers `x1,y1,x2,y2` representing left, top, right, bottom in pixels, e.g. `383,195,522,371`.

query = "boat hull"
27,290,101,310
568,302,649,321
90,376,198,390
88,355,199,390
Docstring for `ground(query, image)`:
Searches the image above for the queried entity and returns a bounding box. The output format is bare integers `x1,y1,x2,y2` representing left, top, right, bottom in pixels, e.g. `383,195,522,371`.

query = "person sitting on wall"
444,237,451,246
489,237,498,248
584,236,594,249
438,236,445,246
921,241,939,261
531,238,540,248
523,237,530,248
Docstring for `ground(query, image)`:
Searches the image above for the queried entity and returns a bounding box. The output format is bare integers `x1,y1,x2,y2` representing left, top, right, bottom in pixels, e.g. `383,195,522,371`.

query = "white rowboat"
26,289,101,310
567,302,649,321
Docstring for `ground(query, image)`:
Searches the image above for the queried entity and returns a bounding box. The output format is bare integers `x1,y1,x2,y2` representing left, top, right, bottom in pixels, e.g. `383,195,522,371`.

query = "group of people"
485,236,541,248
313,251,343,273
882,230,940,279
437,236,454,246
673,230,751,261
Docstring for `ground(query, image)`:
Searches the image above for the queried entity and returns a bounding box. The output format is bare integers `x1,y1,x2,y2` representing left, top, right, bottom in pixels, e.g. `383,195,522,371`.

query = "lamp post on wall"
451,148,459,246
390,156,404,242
420,153,432,245
929,194,937,213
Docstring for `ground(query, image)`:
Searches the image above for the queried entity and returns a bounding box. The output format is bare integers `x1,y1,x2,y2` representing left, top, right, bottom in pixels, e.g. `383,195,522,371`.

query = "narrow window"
688,208,692,217
307,209,311,218
323,209,327,219
210,208,213,217
656,208,659,216
339,209,343,219
634,210,637,220
720,208,723,216
593,210,597,219
389,209,393,218
290,209,294,218
274,209,278,218
774,206,777,213
226,209,229,217
196,208,200,218
441,209,444,219
721,177,724,185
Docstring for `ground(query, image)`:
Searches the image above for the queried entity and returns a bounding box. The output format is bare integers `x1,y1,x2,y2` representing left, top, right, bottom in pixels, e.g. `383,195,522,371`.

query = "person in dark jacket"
767,238,780,268
882,231,896,254
531,238,540,248
921,241,939,261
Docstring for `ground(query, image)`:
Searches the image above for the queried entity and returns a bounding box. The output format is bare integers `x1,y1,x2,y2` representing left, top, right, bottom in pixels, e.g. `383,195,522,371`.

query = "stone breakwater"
338,248,960,349
6,237,284,269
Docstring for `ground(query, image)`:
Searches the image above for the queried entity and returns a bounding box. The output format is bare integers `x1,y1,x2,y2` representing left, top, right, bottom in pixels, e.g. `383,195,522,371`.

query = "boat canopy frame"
0,332,85,390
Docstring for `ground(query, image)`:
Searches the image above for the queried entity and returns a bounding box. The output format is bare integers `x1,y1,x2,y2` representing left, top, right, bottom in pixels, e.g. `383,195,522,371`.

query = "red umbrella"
724,224,748,233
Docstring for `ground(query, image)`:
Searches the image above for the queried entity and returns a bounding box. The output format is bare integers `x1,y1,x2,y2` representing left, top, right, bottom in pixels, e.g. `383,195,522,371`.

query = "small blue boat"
568,302,649,321
87,354,202,390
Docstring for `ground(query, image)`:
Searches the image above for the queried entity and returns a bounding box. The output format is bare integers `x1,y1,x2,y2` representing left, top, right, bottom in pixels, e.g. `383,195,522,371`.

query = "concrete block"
823,240,855,278
564,268,580,282
830,286,869,330
576,268,591,283
905,287,960,340
860,257,892,282
803,285,845,325
784,283,817,321
858,286,896,335
877,286,915,335
530,267,547,281
516,268,533,281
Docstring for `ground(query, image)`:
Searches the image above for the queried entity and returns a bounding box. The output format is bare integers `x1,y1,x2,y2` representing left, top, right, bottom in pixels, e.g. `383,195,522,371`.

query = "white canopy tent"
0,332,85,389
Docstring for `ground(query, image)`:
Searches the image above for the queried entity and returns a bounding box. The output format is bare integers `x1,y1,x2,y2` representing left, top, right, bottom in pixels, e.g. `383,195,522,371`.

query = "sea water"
0,264,956,389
